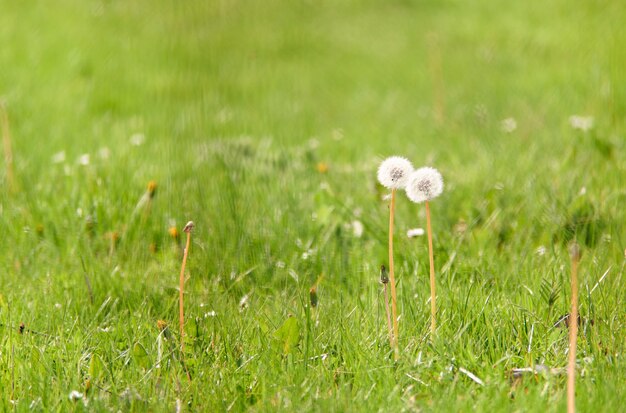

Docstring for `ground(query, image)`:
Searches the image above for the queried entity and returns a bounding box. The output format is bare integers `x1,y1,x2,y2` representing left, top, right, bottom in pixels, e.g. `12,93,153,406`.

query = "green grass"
1,0,625,411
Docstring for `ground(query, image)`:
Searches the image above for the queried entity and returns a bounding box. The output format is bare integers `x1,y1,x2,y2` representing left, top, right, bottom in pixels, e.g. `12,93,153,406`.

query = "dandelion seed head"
405,167,444,203
377,156,413,189
309,286,318,308
380,265,389,284
183,221,194,233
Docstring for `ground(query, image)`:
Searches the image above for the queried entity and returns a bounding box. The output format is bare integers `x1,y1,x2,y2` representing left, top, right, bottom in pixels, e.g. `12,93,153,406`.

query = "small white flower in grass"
351,220,364,238
239,294,249,311
569,115,593,132
68,390,83,401
501,117,517,133
405,167,444,203
130,133,145,146
407,228,425,238
77,154,90,166
377,156,413,189
98,147,110,160
52,151,66,163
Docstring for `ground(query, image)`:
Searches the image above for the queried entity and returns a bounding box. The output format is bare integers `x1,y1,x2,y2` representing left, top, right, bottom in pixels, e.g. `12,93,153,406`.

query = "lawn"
0,0,625,411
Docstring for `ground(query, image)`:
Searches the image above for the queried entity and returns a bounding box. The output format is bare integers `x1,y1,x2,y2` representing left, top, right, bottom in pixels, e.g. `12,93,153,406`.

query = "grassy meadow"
0,0,625,411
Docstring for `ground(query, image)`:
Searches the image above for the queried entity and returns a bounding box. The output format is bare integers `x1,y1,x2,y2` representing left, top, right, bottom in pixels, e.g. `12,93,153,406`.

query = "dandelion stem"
383,283,393,349
179,222,194,354
388,188,400,359
425,201,436,336
567,246,580,413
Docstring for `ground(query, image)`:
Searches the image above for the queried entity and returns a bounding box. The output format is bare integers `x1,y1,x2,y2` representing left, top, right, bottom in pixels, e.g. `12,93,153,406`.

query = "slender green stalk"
383,282,393,349
568,244,580,413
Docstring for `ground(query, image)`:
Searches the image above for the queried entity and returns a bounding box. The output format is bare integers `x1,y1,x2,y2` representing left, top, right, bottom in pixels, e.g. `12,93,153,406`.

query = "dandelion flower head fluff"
377,156,414,189
406,167,444,203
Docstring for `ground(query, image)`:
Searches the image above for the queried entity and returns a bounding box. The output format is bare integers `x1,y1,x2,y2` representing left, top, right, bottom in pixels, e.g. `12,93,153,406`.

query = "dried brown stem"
179,221,194,355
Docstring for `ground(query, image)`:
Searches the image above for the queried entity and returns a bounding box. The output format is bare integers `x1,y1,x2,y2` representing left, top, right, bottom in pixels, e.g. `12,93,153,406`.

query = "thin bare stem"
388,189,400,359
383,283,393,349
425,201,436,336
567,246,580,413
179,221,194,354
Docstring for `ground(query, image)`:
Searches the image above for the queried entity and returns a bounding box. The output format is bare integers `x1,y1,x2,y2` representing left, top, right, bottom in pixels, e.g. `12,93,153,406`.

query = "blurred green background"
0,0,624,411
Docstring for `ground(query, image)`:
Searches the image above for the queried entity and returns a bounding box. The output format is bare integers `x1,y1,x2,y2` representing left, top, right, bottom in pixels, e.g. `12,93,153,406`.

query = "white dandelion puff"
405,167,444,203
377,156,414,189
